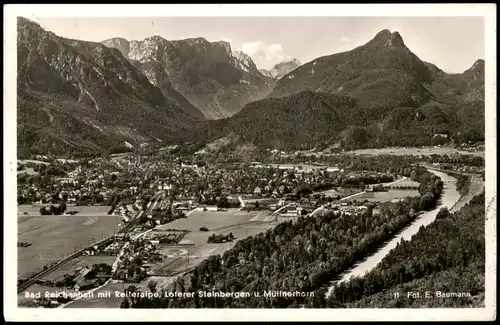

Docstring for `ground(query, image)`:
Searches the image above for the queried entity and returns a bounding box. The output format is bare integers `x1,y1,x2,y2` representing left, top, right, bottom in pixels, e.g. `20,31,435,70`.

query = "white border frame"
3,4,496,322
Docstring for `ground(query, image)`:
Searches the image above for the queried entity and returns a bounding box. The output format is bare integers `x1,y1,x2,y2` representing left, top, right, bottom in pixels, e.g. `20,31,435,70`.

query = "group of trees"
207,233,235,244
39,202,67,215
320,192,485,308
125,166,445,308
445,171,471,196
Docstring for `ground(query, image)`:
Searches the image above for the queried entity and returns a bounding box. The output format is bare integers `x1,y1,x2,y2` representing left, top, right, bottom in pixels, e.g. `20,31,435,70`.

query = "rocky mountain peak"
259,69,273,77
183,37,208,44
269,58,301,79
101,37,130,58
230,50,259,74
214,40,232,54
469,59,485,71
370,29,405,48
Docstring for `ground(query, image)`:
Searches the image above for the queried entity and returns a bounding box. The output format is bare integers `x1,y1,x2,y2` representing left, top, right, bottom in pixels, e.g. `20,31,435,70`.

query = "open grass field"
348,147,484,157
260,163,328,171
18,159,50,165
18,205,113,216
346,189,419,202
17,167,40,176
151,218,274,275
41,255,118,282
18,214,122,279
389,178,421,188
320,188,342,197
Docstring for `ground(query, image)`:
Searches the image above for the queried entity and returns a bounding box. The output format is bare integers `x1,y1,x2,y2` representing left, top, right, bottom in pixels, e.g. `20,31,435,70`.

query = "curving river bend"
326,170,461,298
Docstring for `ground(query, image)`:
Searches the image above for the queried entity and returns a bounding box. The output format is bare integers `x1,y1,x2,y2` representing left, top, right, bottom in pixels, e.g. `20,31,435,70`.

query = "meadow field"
165,208,268,232
18,214,122,279
388,177,421,188
346,189,419,202
148,208,275,276
348,147,484,157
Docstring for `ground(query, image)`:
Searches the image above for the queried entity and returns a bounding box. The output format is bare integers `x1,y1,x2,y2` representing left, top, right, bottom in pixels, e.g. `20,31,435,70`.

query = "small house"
74,279,99,291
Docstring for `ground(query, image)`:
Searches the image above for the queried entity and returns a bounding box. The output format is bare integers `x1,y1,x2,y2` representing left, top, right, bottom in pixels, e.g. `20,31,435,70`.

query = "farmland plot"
347,189,419,202
165,208,259,231
18,214,122,279
348,147,484,157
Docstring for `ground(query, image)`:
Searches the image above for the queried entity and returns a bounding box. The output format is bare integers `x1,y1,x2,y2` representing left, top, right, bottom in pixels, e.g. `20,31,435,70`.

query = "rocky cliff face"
17,17,198,156
269,58,301,79
259,69,273,78
102,36,275,119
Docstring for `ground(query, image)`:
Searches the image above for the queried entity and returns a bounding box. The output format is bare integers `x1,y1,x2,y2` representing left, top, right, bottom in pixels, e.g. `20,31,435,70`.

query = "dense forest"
124,167,444,308
178,91,484,152
318,192,485,308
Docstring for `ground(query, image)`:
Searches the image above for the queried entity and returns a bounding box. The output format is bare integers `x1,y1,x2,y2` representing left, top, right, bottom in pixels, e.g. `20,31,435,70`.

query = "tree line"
315,192,485,308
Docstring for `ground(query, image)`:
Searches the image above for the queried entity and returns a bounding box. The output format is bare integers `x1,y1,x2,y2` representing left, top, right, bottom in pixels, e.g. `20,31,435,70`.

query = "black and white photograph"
3,4,496,322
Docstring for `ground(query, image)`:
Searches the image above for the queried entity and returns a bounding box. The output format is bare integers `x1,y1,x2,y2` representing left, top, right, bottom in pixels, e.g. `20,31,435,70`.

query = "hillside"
17,17,199,157
190,29,484,151
102,37,275,119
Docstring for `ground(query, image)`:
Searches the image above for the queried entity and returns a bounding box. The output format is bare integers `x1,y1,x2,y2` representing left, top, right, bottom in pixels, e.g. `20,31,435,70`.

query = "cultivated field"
388,178,421,188
18,205,113,216
148,209,275,276
348,147,484,157
18,214,122,279
165,208,268,232
346,189,419,202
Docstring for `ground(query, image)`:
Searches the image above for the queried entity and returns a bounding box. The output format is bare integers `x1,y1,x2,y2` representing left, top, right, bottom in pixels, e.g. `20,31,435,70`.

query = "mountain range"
101,36,275,119
187,30,484,152
16,18,484,156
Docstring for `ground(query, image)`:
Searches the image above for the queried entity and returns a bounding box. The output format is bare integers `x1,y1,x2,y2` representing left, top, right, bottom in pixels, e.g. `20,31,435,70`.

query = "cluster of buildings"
82,237,126,256
113,239,161,282
431,163,484,174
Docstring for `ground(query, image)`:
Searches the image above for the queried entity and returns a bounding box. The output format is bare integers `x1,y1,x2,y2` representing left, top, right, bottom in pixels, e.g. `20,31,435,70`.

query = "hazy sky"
31,16,484,73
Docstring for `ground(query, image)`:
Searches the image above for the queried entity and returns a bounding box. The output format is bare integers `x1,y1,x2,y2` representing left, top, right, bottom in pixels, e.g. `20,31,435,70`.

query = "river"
326,170,461,297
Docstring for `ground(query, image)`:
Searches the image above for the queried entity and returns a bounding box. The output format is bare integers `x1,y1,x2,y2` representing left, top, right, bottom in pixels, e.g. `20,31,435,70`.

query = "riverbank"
325,170,460,298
